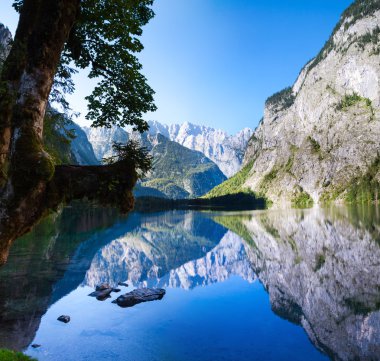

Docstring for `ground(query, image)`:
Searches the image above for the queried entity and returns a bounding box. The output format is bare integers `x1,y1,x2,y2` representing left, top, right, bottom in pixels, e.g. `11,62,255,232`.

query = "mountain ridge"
84,126,227,198
212,1,380,206
147,120,253,178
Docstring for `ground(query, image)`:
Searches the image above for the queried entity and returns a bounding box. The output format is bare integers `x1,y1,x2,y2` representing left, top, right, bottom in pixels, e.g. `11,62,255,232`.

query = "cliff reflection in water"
216,206,380,361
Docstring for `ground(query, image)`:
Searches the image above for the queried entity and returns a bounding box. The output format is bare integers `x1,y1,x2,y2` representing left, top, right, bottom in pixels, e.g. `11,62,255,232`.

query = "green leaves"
63,0,157,131
12,0,157,131
103,140,152,178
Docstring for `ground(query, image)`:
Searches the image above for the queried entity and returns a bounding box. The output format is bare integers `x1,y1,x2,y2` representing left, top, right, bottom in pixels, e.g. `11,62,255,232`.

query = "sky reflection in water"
1,205,379,360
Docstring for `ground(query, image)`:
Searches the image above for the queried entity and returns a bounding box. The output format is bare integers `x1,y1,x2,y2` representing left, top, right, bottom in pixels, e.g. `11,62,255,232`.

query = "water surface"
1,204,380,360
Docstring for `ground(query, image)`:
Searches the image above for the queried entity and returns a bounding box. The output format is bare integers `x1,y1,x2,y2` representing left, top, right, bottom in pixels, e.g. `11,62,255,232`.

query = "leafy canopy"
13,0,157,132
103,140,153,178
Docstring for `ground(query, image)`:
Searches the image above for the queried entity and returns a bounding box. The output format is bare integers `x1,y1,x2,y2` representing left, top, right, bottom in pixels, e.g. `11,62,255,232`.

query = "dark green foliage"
336,92,371,110
0,349,36,361
314,253,326,271
265,87,295,111
141,134,226,199
336,93,375,120
262,167,278,184
357,26,380,50
344,298,380,316
345,156,380,204
320,157,380,204
135,192,267,212
307,136,321,154
13,0,157,132
203,161,254,198
102,140,152,178
292,190,313,208
284,145,298,174
43,110,77,165
284,156,294,173
141,178,189,199
68,0,156,131
341,0,380,30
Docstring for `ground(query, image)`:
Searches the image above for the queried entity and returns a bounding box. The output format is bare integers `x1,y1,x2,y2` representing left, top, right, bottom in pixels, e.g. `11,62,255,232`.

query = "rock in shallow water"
113,288,166,308
88,287,113,301
57,315,70,323
95,283,111,291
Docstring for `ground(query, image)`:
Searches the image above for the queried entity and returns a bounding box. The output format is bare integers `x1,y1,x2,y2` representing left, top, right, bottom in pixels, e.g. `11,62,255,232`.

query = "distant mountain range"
147,120,253,178
84,121,252,178
68,122,99,165
84,121,252,198
84,126,227,198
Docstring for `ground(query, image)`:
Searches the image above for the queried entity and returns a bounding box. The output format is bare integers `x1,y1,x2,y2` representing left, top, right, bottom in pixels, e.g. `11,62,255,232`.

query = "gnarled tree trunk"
0,0,137,264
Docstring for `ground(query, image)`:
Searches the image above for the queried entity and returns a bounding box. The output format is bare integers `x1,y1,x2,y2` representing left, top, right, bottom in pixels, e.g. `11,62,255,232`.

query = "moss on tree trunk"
0,0,138,265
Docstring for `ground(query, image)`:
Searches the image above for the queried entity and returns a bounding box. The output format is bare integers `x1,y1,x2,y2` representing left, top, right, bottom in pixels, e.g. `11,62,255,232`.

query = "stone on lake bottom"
57,315,70,323
95,283,112,291
88,287,113,301
113,288,166,308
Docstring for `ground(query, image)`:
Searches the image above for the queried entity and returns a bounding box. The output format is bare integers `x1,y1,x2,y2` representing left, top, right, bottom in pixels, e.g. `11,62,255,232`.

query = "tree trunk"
0,0,137,264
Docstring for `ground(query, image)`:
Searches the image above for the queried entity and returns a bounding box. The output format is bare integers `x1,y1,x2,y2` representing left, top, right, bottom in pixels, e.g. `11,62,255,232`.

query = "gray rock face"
242,5,380,205
228,207,380,361
67,122,99,165
0,23,12,64
83,126,129,161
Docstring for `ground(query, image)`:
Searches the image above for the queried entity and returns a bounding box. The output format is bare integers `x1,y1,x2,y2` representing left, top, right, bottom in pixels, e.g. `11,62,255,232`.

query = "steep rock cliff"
241,0,380,206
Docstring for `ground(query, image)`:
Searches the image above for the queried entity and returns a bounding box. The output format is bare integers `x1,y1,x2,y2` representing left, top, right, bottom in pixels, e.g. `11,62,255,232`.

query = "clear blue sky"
1,0,353,134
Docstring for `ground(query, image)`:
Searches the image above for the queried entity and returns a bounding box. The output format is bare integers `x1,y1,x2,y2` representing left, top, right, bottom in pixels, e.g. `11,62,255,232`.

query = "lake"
0,204,380,360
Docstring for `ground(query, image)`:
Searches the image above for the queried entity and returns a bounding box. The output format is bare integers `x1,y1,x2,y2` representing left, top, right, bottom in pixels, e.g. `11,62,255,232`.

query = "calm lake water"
1,204,380,360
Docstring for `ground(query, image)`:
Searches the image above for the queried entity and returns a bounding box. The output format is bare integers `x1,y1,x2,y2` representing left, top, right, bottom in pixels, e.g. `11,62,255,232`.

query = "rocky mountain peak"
147,120,253,177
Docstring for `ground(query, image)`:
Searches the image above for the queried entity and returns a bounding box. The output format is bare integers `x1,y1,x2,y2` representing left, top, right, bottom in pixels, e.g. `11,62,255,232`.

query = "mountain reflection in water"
215,206,380,361
0,204,379,361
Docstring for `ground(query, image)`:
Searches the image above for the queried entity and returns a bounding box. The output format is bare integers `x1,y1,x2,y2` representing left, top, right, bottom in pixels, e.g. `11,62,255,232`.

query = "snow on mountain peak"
147,120,253,177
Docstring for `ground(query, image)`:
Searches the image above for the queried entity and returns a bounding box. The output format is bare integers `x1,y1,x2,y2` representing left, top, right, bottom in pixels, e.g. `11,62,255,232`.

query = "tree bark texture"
0,0,138,264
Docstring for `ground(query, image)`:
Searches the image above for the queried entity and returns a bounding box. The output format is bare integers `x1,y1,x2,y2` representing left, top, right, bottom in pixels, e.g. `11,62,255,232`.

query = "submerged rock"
113,288,166,308
57,315,70,323
89,287,113,301
95,283,111,291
